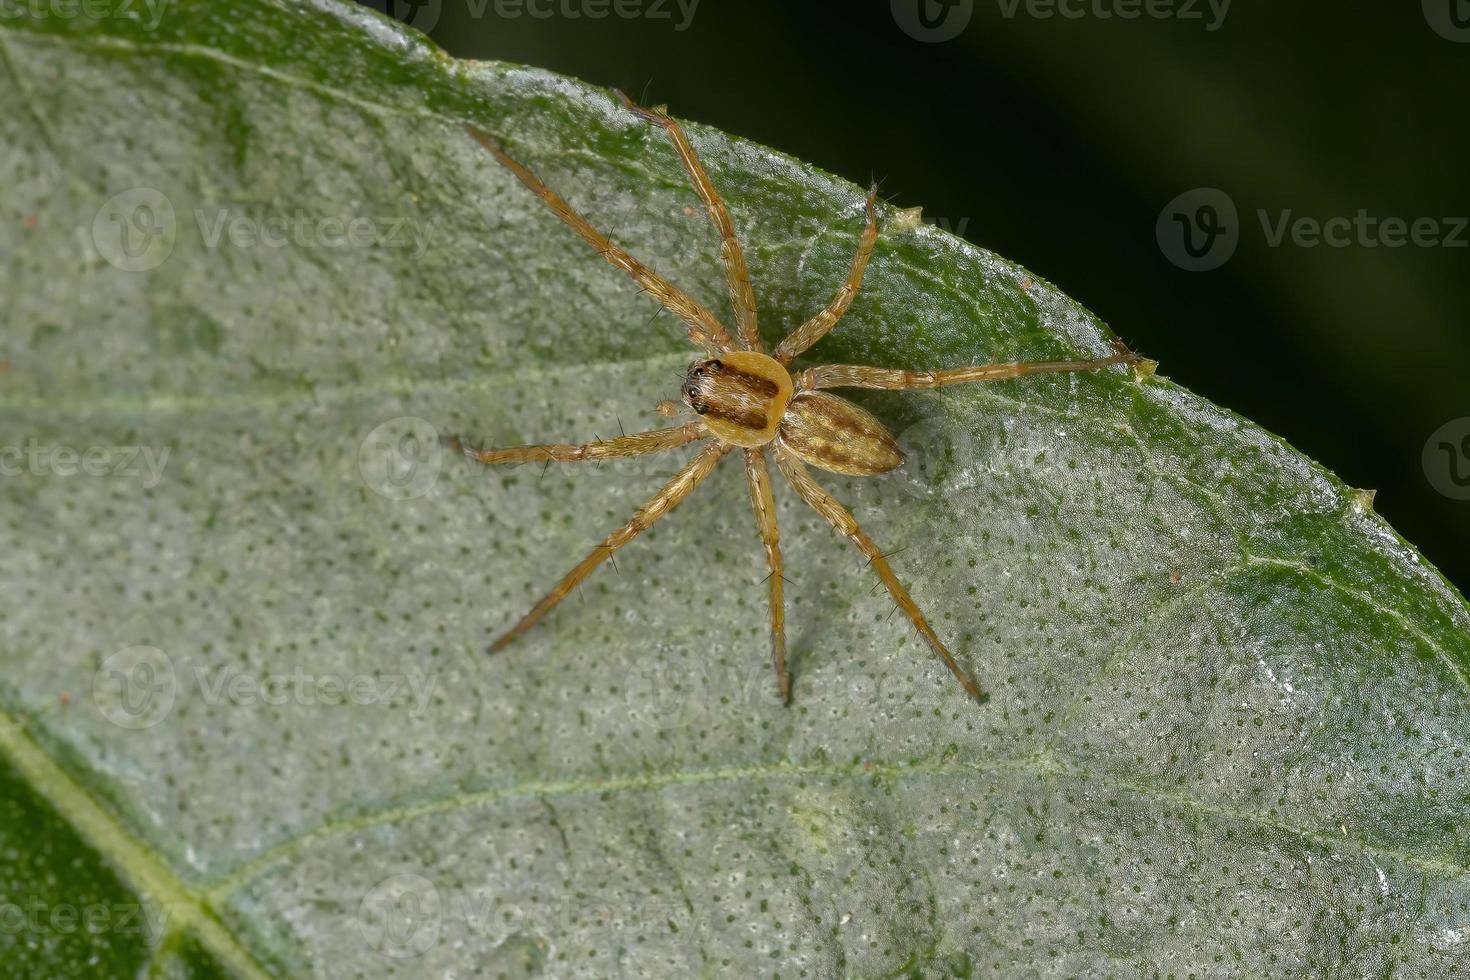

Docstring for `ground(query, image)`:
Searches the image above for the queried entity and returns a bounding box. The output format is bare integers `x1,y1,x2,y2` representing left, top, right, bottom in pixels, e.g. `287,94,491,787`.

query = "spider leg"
743,447,789,702
793,344,1139,392
772,446,986,703
464,125,736,354
449,421,706,466
614,90,761,352
490,442,732,652
774,185,880,365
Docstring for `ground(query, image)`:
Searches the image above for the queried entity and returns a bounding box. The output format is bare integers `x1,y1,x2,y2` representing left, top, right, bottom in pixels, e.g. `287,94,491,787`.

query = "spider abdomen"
777,391,904,476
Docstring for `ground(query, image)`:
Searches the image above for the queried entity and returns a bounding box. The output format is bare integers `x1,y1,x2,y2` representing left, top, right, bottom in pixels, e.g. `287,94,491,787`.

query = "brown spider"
455,91,1139,704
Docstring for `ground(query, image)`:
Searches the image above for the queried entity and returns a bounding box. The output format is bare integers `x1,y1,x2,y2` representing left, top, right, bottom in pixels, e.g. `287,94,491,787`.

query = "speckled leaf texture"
2,2,1469,977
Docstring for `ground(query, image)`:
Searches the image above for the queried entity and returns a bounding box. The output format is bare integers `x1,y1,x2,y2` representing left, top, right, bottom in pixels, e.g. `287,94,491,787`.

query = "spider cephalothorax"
681,352,790,445
454,90,1141,704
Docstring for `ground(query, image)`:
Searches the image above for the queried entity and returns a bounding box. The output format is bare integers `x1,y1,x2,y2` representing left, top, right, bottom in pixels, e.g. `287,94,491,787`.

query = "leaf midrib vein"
205,744,1470,908
0,707,275,980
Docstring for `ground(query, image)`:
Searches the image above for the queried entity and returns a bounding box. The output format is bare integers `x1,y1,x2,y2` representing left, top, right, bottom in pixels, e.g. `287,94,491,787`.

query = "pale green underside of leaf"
2,1,1469,977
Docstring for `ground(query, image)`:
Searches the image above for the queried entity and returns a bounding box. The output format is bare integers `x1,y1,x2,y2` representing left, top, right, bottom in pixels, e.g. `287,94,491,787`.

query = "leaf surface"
2,2,1469,976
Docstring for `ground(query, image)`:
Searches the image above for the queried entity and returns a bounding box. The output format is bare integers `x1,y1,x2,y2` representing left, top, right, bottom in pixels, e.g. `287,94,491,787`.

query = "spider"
454,91,1140,704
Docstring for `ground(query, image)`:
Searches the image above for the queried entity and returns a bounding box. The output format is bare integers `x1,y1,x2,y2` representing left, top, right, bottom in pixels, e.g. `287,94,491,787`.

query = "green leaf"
4,1,1469,976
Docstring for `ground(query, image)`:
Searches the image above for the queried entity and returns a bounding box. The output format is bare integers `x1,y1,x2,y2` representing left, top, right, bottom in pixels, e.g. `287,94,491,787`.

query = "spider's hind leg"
743,447,790,703
773,446,987,704
774,185,880,365
793,344,1140,393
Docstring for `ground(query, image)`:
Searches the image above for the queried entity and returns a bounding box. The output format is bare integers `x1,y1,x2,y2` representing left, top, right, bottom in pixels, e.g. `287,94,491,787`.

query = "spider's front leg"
463,124,736,355
448,421,706,466
614,90,761,351
489,442,731,652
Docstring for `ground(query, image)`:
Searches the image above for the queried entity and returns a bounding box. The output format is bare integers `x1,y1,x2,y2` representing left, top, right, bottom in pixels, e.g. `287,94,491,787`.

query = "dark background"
367,0,1470,596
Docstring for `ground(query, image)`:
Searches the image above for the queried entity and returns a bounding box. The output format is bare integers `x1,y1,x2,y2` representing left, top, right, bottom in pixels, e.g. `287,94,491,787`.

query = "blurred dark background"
365,0,1470,596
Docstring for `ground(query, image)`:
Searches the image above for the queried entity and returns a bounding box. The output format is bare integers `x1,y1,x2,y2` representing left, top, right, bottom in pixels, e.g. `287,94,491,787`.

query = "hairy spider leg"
489,442,732,653
449,422,707,466
464,125,736,354
615,90,761,352
793,345,1139,393
742,447,789,702
773,186,880,365
773,446,987,703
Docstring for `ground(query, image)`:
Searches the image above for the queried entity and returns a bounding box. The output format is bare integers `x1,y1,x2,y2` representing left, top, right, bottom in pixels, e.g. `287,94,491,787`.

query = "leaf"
3,1,1469,976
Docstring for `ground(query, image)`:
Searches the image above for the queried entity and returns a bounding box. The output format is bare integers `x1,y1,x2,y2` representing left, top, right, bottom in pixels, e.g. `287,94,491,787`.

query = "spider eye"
708,359,723,372
693,402,708,415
